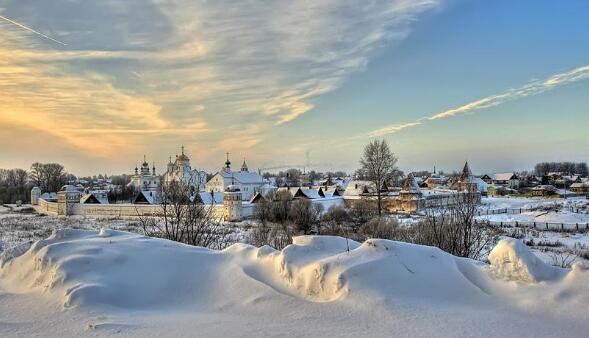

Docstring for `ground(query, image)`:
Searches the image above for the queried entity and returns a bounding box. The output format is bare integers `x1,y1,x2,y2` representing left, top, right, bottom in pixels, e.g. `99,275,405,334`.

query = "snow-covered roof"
40,192,57,200
134,191,158,204
344,180,375,197
60,185,78,192
493,173,518,181
80,192,109,204
401,174,421,193
570,182,589,188
197,191,224,205
472,177,488,192
218,171,265,184
299,188,322,199
322,186,341,197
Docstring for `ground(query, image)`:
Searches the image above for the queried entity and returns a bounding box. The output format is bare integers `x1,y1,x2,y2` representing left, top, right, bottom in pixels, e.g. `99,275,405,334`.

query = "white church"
128,155,159,192
205,154,266,201
163,146,208,192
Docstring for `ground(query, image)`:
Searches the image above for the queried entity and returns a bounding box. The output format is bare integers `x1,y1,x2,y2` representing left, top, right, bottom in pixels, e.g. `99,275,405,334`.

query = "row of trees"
0,169,29,204
29,162,73,193
534,162,588,177
0,163,73,204
261,169,348,187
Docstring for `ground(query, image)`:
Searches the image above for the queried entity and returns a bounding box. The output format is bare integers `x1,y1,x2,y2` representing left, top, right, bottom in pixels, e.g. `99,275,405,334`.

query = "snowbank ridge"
0,229,584,312
488,238,568,282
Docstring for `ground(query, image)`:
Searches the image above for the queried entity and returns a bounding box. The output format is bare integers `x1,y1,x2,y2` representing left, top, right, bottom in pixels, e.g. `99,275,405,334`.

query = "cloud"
428,65,589,120
0,14,66,45
368,65,589,137
368,122,421,137
0,0,439,172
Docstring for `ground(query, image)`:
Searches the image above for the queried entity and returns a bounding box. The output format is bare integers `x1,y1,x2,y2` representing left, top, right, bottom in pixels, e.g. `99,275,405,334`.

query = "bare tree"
360,139,398,216
411,191,494,259
138,180,230,249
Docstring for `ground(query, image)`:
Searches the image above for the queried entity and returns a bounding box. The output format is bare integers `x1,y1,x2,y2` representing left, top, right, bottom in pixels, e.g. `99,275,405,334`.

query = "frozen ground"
480,196,589,212
0,206,142,252
1,231,589,337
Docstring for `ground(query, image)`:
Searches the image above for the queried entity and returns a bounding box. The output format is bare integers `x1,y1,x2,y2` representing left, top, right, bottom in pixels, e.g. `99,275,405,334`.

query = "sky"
0,0,588,176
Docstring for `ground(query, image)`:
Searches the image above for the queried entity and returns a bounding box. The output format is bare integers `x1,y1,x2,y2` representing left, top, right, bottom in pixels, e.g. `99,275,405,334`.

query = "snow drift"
2,230,589,337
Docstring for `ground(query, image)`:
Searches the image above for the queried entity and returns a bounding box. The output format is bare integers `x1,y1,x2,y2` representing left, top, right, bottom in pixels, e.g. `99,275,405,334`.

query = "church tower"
223,178,243,222
241,158,248,172
223,152,232,173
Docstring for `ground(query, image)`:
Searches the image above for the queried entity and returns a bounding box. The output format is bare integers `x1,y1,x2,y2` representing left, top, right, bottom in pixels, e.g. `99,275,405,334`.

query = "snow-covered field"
1,230,589,337
0,206,143,252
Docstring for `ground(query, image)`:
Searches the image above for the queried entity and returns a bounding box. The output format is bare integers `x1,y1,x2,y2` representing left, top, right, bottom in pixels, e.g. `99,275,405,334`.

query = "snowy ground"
475,197,589,265
0,205,143,252
480,196,589,213
1,230,589,337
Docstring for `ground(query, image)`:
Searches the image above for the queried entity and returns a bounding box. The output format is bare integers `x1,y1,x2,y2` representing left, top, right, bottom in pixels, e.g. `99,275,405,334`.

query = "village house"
570,182,589,195
493,173,520,189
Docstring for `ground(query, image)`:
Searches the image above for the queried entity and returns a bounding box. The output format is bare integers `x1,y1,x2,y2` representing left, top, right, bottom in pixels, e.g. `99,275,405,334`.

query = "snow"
488,238,568,282
2,229,589,337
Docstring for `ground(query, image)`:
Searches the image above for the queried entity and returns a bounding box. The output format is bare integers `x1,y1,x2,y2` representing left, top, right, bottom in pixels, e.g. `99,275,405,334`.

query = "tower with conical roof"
241,158,248,172
399,173,423,212
458,161,477,192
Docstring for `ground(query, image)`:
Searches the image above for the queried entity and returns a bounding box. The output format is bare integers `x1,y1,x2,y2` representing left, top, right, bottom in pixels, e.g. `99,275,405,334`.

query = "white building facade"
129,156,160,192
205,156,266,201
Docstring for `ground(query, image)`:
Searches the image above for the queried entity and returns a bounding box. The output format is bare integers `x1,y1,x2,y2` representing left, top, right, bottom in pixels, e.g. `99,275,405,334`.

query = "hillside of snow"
1,229,589,337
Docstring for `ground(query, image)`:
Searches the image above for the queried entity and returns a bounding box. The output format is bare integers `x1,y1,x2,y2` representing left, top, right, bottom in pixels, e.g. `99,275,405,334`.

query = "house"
493,173,520,189
343,180,376,198
563,175,582,184
322,186,343,198
531,185,558,197
424,175,448,188
480,174,493,185
570,183,589,195
299,187,323,199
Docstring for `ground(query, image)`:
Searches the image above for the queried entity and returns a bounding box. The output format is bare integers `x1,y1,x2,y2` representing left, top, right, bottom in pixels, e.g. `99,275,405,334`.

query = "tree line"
0,162,72,204
534,162,588,177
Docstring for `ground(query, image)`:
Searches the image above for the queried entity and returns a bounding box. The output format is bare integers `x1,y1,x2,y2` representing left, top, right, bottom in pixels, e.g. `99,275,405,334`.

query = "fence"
477,206,589,216
475,219,589,233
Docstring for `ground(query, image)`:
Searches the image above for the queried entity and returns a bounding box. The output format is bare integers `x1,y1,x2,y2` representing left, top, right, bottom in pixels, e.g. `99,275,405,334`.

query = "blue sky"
0,0,587,175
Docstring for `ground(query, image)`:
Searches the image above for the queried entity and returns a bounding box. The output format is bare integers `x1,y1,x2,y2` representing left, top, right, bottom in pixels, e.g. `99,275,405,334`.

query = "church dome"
176,145,190,162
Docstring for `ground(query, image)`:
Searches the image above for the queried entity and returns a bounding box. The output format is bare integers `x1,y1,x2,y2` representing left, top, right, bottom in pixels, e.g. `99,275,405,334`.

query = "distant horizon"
1,0,588,176
4,150,588,178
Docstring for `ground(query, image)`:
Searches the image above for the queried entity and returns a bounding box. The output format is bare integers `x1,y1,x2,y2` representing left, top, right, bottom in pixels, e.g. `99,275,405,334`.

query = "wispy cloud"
368,122,422,137
0,0,439,169
429,65,589,120
0,14,66,46
369,65,589,137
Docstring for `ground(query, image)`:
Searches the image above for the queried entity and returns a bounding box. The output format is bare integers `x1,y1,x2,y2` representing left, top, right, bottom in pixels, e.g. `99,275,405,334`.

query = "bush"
359,217,399,240
249,222,294,250
289,199,323,234
349,199,377,230
322,205,350,224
